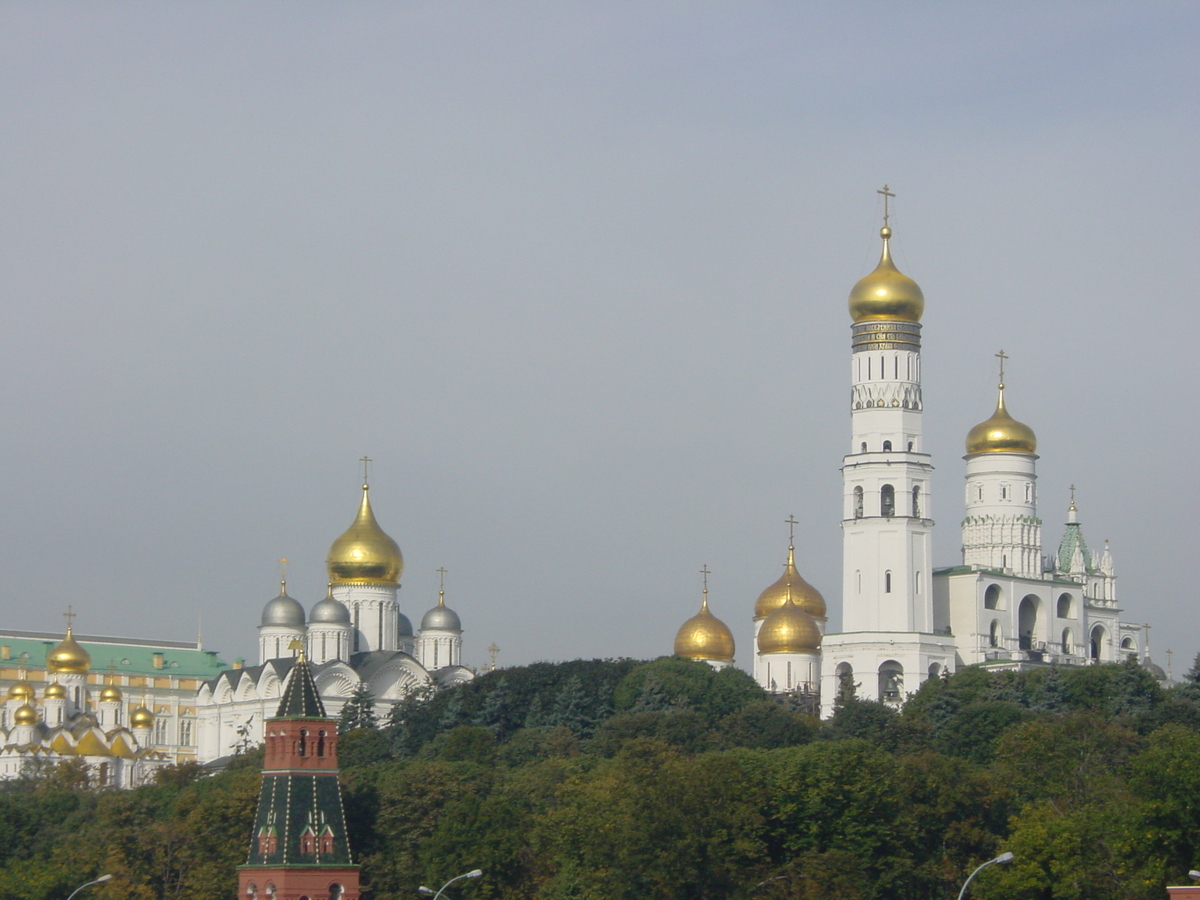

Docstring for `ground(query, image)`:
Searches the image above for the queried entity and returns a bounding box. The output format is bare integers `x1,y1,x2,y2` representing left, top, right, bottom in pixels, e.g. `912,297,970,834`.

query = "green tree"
338,683,378,733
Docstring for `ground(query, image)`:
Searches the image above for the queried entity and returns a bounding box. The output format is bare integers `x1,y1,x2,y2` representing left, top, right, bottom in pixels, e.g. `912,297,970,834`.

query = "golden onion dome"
757,596,822,654
966,385,1037,455
12,703,38,726
848,226,925,323
7,679,34,701
755,545,826,620
99,683,123,703
673,595,735,663
47,626,90,675
327,484,404,584
43,681,67,700
130,705,155,728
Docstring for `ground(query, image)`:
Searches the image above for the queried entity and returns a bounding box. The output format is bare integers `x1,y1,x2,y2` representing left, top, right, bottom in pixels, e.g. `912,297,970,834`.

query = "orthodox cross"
360,456,372,485
1069,484,1077,506
487,642,500,671
279,557,288,588
877,184,895,226
437,567,448,592
700,565,711,605
785,514,799,546
995,349,1008,385
63,606,76,630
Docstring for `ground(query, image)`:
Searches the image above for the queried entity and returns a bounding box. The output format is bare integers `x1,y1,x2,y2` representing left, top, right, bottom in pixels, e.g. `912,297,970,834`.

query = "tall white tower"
840,218,933,633
821,194,955,714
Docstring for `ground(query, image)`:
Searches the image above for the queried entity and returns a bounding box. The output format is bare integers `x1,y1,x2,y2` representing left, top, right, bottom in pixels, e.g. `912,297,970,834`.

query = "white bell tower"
821,190,955,714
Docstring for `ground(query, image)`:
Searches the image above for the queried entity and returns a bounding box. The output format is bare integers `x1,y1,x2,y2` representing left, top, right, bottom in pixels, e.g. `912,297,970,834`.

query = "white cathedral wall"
819,632,957,718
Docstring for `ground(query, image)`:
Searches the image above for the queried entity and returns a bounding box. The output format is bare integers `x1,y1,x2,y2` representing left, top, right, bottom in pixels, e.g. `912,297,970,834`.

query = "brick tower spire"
238,654,361,900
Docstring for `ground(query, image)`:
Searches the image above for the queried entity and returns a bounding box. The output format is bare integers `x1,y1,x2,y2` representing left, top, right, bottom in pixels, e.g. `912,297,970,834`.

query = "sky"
2,3,1197,676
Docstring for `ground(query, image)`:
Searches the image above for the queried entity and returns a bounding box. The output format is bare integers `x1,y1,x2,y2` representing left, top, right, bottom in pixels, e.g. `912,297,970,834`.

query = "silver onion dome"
310,591,351,625
397,610,414,638
421,600,461,632
261,587,306,628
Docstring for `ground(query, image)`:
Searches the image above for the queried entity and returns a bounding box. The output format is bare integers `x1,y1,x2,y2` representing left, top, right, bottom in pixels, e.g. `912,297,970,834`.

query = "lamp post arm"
66,875,113,900
957,853,1013,900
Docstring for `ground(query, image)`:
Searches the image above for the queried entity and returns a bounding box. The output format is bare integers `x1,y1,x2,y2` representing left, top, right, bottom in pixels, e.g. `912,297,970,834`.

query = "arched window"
1018,595,1040,650
853,486,864,518
884,571,892,593
984,584,1001,610
989,619,1001,648
912,485,921,518
880,484,895,517
1061,628,1072,654
1090,625,1106,661
907,441,914,450
1057,593,1072,618
882,440,892,451
317,730,326,757
861,442,867,453
298,729,307,757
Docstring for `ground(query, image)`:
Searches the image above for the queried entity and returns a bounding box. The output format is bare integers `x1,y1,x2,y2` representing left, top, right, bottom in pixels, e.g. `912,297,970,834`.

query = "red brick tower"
238,655,360,900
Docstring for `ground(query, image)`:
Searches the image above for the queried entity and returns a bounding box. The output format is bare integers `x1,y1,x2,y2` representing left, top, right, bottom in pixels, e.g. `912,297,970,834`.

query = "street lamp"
1188,870,1200,881
956,852,1013,900
66,875,113,900
418,869,483,900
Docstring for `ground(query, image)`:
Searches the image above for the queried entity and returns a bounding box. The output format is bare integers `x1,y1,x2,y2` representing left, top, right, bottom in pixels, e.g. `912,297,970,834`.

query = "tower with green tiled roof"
237,652,360,900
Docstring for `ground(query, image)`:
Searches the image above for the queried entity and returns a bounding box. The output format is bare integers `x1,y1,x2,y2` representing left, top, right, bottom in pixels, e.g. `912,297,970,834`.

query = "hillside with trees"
6,656,1200,900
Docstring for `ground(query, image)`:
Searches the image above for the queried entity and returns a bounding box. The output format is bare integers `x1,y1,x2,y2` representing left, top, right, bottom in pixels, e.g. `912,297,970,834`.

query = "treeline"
6,657,1200,900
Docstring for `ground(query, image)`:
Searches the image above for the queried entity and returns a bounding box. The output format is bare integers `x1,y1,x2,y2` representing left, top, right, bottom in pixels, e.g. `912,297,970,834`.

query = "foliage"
338,682,378,733
2,658,1195,900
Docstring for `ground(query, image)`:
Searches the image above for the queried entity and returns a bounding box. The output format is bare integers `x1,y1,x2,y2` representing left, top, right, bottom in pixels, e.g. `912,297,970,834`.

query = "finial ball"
879,226,892,239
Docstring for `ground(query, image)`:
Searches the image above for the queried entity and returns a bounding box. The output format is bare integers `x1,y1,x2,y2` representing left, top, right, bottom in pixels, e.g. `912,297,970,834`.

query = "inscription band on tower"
851,320,922,351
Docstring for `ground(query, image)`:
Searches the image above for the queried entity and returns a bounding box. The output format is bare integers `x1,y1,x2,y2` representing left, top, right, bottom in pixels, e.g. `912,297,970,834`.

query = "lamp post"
66,875,113,900
956,852,1013,900
1188,870,1200,881
418,869,483,900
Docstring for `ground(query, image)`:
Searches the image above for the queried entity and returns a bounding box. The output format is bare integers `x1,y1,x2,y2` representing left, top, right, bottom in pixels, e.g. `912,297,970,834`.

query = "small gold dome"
47,627,90,675
99,684,123,703
7,680,34,701
12,703,38,726
757,597,822,654
130,705,154,728
848,227,925,323
673,596,735,663
755,546,826,620
327,485,404,584
966,386,1037,455
43,682,67,700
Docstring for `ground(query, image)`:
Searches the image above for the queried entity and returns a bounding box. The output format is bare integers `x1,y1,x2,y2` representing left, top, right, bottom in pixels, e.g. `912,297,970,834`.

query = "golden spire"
326,474,404,584
848,187,925,323
965,351,1037,455
673,565,735,662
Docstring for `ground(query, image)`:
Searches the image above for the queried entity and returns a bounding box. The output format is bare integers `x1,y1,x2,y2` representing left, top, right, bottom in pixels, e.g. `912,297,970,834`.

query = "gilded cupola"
99,683,123,703
43,681,67,700
12,703,38,726
848,225,925,324
130,704,154,728
673,587,735,663
47,626,91,675
756,593,822,654
755,544,826,621
327,484,404,584
7,678,34,702
966,360,1037,455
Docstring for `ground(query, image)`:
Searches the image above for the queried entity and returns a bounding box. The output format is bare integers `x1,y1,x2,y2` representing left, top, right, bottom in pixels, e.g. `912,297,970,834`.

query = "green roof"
0,631,229,678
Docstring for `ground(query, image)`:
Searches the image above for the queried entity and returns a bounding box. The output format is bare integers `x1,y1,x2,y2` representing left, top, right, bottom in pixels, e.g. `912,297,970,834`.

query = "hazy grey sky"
2,3,1196,674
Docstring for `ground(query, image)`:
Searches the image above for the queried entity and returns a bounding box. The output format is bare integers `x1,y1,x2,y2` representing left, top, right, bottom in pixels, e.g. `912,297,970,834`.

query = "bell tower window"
880,484,895,517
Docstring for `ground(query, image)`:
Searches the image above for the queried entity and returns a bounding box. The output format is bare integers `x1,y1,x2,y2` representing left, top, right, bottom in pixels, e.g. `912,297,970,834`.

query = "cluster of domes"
673,540,826,668
326,484,404,584
848,226,925,324
966,384,1037,455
